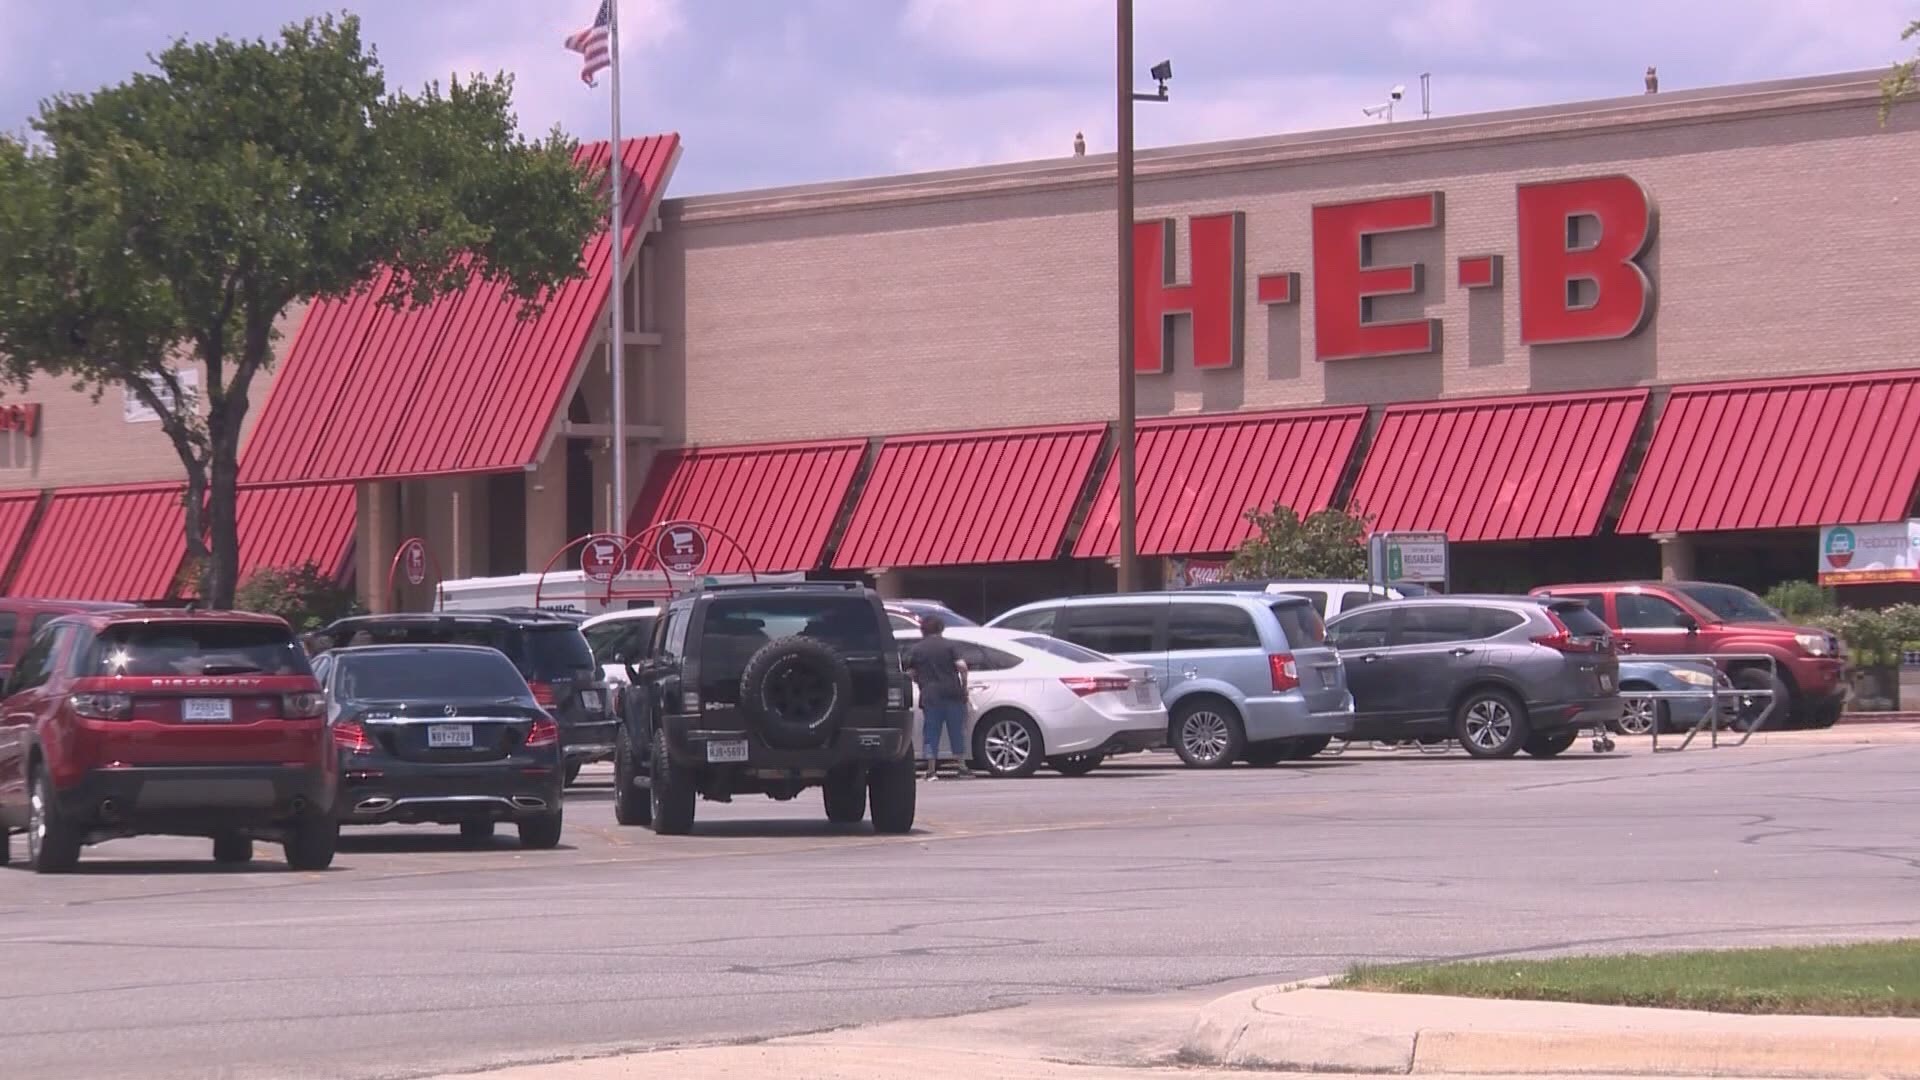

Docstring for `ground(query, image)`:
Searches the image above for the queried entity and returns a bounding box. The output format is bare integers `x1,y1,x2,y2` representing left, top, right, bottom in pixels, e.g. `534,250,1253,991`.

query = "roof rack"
698,581,865,594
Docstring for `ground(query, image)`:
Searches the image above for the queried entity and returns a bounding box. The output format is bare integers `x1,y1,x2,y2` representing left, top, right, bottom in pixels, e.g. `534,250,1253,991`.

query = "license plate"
427,723,474,748
706,739,749,763
1133,683,1152,706
580,690,603,711
1600,673,1614,691
182,698,232,722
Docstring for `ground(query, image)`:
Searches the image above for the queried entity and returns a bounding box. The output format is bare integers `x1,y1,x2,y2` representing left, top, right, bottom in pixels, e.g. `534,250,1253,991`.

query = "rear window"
88,622,310,677
1550,602,1612,637
584,617,656,665
697,596,886,702
1269,601,1327,648
337,650,529,701
522,625,597,678
1014,635,1111,664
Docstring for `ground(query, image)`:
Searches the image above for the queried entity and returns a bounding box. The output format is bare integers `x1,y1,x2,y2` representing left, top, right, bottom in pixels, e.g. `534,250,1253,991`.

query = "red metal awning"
833,425,1104,569
1350,389,1648,542
242,135,681,485
0,493,42,591
1619,370,1920,534
11,485,186,600
1073,407,1367,558
627,440,867,574
235,484,357,581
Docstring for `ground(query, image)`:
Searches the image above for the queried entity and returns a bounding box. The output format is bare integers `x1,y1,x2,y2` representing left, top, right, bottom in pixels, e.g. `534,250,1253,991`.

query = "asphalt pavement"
1,737,1916,1080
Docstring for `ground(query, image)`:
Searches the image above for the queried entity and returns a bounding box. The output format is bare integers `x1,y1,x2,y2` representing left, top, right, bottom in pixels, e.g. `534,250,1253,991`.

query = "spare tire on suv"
739,636,854,749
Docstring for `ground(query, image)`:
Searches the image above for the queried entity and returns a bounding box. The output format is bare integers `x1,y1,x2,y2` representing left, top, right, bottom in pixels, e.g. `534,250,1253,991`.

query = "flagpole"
605,0,629,538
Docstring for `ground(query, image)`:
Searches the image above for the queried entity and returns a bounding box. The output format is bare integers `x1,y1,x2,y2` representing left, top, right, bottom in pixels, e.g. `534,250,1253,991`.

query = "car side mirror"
1680,616,1699,633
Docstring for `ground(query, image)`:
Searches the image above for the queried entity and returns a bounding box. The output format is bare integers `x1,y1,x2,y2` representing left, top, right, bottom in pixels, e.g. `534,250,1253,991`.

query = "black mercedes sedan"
311,644,565,848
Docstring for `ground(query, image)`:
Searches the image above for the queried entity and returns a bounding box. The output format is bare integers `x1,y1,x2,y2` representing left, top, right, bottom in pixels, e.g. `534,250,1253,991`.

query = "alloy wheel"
1619,695,1657,735
981,718,1032,774
1463,699,1514,751
1181,711,1231,764
28,782,44,864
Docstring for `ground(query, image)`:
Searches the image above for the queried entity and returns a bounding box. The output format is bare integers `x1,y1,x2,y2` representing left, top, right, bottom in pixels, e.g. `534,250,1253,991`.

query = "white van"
1182,578,1426,618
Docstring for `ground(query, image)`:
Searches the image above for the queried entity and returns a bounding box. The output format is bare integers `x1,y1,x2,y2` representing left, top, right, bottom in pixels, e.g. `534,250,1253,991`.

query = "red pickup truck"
1529,581,1845,728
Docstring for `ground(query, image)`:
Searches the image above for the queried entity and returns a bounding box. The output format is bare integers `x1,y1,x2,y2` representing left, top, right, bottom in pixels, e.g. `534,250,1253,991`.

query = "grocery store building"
3,70,1919,619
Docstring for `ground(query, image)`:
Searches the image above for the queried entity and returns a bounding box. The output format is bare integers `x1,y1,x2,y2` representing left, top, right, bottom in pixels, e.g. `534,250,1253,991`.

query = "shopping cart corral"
1638,653,1779,753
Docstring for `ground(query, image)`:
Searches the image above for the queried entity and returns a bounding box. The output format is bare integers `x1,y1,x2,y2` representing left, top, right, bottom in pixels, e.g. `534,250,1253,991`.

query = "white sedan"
906,627,1167,778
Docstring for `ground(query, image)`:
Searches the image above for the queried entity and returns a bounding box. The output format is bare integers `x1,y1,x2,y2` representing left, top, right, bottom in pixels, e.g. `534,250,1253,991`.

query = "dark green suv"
613,583,916,836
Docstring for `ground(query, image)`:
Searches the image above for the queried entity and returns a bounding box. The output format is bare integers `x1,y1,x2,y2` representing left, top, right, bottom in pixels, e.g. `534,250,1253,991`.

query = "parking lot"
0,736,1915,1080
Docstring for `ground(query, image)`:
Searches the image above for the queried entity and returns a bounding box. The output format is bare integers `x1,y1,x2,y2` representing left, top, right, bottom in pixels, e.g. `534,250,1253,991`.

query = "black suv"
613,583,916,835
317,610,614,784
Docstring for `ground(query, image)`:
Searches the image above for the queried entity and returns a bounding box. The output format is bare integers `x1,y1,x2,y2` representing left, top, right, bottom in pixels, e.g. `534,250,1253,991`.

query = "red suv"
0,610,338,873
1530,581,1845,728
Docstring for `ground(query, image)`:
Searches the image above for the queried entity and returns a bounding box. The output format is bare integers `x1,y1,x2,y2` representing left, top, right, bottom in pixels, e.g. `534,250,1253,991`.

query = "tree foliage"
1882,20,1920,122
234,563,361,633
1226,503,1371,580
0,15,603,605
1761,579,1834,620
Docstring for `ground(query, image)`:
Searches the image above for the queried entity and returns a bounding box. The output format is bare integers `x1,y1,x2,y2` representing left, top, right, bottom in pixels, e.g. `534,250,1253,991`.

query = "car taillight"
525,716,560,749
1268,654,1299,692
333,721,376,753
1532,611,1603,653
281,692,326,719
886,680,908,709
680,691,701,713
1060,676,1131,697
70,692,133,720
528,682,558,708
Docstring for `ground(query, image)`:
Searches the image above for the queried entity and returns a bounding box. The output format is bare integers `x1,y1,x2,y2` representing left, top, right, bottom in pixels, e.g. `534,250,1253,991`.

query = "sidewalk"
1182,985,1920,1078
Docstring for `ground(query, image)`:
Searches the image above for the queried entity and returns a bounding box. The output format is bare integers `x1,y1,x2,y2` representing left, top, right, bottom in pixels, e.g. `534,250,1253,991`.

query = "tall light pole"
1116,0,1169,593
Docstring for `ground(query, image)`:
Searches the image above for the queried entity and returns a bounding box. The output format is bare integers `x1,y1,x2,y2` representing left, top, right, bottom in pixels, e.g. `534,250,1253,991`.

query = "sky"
0,1,1911,196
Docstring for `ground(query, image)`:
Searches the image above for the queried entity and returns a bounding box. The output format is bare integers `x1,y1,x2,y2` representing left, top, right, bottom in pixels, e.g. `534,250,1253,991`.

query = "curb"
1837,712,1920,725
1180,986,1920,1077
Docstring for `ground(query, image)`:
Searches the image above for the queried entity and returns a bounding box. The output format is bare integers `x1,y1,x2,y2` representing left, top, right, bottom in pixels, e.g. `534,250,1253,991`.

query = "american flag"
564,0,614,87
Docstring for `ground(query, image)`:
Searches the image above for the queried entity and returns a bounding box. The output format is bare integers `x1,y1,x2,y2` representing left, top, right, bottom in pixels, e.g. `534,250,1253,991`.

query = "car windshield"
522,625,598,679
1670,583,1781,623
1013,635,1111,664
337,650,530,702
87,622,310,677
584,616,656,665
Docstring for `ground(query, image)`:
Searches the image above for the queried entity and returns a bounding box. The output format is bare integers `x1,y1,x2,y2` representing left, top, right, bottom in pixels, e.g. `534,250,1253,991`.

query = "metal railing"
1636,653,1778,753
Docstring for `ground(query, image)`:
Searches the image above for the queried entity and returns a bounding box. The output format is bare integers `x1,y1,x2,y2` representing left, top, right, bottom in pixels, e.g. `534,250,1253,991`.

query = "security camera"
1390,84,1406,101
1150,60,1173,82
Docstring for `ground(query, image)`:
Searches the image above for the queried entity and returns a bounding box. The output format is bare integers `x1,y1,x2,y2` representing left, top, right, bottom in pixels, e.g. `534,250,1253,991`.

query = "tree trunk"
203,419,245,609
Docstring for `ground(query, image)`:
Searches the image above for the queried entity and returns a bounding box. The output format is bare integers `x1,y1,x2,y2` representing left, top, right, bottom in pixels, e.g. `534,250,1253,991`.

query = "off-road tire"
649,729,696,836
613,725,651,826
739,636,854,750
822,766,868,824
868,759,917,835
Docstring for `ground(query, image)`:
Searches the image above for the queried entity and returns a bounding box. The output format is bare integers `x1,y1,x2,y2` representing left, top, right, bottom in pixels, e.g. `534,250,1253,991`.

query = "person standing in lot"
907,615,971,780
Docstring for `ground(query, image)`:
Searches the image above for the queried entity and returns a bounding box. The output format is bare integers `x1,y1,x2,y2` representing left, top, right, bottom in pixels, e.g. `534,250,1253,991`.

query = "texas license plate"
182,698,233,722
428,723,474,748
1599,673,1614,691
580,690,603,711
706,739,749,763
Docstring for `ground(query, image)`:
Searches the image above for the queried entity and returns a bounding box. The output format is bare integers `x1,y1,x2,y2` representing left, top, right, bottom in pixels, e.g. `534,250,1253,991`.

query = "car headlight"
1669,667,1716,687
1794,632,1831,657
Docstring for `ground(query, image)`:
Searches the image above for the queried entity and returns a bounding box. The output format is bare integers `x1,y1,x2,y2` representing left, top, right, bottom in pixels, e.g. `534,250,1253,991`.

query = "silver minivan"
989,592,1354,767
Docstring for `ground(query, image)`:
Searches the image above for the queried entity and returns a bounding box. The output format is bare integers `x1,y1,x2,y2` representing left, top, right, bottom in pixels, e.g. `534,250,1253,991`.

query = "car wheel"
460,820,496,844
212,833,254,864
27,767,81,874
0,829,10,866
1287,735,1333,760
1453,689,1528,759
564,760,584,786
1242,742,1292,767
282,814,339,872
1170,698,1246,769
649,729,696,836
822,766,868,824
1732,668,1788,730
1804,699,1842,730
1046,753,1105,776
868,758,917,834
973,710,1043,778
1615,691,1662,736
1523,729,1579,758
613,726,651,827
517,811,564,850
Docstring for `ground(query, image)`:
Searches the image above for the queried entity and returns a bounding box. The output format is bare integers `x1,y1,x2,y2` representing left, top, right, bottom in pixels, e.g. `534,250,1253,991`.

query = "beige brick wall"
658,72,1920,447
0,302,309,490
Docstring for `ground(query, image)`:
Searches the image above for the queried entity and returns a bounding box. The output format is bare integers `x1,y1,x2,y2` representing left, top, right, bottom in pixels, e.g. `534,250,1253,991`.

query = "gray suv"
988,592,1353,767
1324,596,1623,758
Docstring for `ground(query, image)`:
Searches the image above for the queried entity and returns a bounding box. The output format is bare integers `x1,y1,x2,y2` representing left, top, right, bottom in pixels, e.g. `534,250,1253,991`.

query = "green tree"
234,563,361,633
1882,19,1920,121
1226,504,1371,580
0,15,602,606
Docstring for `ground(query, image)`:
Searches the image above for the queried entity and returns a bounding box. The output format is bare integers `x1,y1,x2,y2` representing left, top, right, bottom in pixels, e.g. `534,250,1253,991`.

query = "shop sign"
655,524,708,576
400,538,428,586
125,369,198,423
1171,557,1229,587
580,535,624,583
1817,522,1920,584
0,403,41,437
1133,174,1655,372
1370,531,1449,586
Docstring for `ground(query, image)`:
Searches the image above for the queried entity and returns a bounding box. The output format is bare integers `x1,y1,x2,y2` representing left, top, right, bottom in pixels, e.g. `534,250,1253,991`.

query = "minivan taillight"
71,692,133,720
333,721,376,753
1060,676,1131,697
1268,654,1300,692
281,692,326,719
528,682,558,708
524,716,560,749
1532,611,1603,653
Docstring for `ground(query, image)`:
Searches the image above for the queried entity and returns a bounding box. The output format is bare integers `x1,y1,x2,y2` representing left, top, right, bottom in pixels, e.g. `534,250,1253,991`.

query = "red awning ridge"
627,439,867,574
